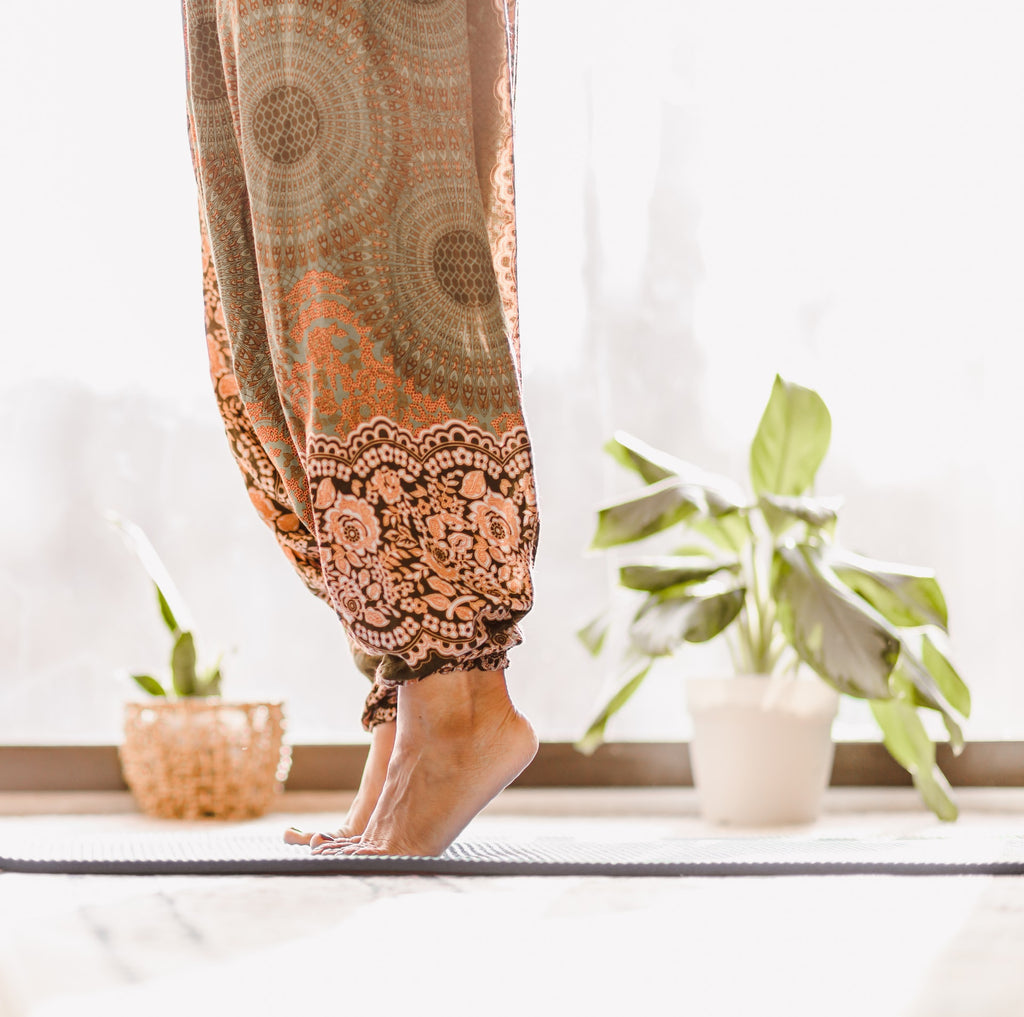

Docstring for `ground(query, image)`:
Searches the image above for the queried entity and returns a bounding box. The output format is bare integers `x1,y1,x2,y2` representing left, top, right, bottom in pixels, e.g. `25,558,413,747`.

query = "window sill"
1,741,1021,792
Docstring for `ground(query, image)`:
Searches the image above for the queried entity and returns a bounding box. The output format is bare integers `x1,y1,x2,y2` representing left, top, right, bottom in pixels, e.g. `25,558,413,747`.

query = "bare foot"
283,720,396,847
312,669,538,857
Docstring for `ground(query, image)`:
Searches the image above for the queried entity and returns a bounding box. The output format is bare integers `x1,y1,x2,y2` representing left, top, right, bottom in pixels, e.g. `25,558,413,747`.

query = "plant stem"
750,537,769,671
744,513,782,674
737,540,762,673
726,629,744,674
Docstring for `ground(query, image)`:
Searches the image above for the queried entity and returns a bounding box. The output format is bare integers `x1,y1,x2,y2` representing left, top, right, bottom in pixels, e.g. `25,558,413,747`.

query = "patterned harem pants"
181,0,538,730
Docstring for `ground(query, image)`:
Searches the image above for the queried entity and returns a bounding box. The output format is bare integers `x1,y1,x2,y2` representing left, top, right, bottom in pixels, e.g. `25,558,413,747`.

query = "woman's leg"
183,0,537,854
284,717,397,845
315,670,537,857
198,202,403,843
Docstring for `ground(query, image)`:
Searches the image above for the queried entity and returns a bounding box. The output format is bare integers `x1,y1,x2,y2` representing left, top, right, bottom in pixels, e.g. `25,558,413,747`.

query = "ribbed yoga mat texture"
3,833,1024,875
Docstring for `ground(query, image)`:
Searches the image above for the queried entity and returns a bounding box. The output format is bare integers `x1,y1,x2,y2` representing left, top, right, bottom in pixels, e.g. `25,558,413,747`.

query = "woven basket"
119,699,292,820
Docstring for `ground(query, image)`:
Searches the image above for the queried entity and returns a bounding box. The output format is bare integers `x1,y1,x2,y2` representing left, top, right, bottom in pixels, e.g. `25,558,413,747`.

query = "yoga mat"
3,832,1024,876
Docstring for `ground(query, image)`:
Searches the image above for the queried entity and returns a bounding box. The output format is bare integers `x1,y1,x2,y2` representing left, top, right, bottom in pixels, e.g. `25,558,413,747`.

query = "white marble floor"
2,788,1023,1017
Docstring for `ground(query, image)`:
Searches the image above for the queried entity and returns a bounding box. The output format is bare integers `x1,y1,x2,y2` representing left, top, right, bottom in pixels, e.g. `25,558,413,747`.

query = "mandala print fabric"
182,0,537,728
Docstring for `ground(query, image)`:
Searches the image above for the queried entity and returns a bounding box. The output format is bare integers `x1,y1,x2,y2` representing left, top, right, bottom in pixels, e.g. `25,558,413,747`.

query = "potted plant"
577,375,970,824
109,513,291,819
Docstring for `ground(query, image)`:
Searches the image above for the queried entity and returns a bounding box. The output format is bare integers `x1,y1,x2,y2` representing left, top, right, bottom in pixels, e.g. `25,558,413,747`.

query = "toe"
283,826,314,846
311,835,360,855
341,841,392,856
308,832,339,849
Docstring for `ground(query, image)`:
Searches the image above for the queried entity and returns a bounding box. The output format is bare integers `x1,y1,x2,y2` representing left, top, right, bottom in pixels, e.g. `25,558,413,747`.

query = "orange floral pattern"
183,0,534,728
308,419,537,681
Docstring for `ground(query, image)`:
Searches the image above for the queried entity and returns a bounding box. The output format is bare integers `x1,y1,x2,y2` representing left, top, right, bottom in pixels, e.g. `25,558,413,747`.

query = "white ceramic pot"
687,675,840,826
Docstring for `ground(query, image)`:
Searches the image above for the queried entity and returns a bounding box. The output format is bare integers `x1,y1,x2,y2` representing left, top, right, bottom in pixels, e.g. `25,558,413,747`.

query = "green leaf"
106,512,194,632
868,632,966,757
605,432,746,516
829,548,949,630
196,676,221,698
690,513,752,554
921,632,970,718
196,664,223,698
888,661,943,713
869,692,933,771
892,639,948,707
604,433,681,484
749,375,832,498
131,674,167,697
629,584,745,657
757,493,842,538
772,542,899,699
592,478,705,549
619,556,740,592
156,586,180,634
942,713,965,756
870,698,958,821
575,659,653,755
577,613,611,657
171,631,198,697
942,713,965,755
888,661,955,739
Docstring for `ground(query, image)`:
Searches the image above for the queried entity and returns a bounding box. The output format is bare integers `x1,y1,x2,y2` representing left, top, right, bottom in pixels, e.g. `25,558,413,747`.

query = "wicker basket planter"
119,699,291,820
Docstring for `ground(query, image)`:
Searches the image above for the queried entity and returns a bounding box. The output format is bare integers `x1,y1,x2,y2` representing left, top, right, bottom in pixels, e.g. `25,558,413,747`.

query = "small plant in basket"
107,511,224,698
107,511,288,820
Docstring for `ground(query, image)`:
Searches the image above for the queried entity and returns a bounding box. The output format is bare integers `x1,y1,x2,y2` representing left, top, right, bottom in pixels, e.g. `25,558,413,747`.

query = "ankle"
397,670,523,741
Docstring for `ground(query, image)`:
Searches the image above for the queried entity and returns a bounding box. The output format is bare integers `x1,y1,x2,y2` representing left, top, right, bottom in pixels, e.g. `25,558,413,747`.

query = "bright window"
1,1,1021,743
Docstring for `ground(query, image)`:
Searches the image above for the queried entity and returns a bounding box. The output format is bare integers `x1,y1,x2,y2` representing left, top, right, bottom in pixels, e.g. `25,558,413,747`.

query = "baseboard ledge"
0,741,1020,792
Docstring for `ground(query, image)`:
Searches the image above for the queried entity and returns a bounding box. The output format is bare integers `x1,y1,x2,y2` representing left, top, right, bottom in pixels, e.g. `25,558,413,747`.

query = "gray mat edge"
4,855,1024,876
